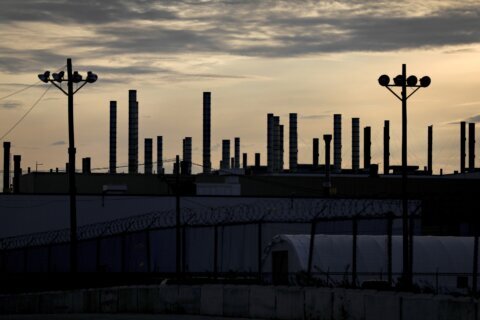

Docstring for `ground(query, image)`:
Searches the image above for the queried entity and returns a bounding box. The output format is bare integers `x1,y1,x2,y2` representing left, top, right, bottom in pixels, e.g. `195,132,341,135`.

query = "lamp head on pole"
38,71,50,83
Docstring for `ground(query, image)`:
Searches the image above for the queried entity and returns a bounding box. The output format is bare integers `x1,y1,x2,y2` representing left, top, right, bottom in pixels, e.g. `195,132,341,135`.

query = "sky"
0,0,480,175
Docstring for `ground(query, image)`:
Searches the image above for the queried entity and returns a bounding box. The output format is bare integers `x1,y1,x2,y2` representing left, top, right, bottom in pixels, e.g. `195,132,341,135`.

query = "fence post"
175,155,181,279
182,224,187,275
307,219,317,277
121,233,126,273
409,211,415,286
387,213,393,286
473,225,478,294
96,237,101,272
146,230,151,273
352,216,358,287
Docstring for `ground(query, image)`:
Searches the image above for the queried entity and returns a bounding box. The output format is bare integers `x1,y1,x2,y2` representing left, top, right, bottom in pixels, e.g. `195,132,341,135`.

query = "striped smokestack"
352,117,360,172
333,114,342,172
144,138,153,174
128,90,138,174
183,137,192,175
221,139,230,170
203,92,211,173
267,113,274,172
3,142,10,193
157,136,163,174
234,137,240,169
364,126,371,170
109,101,117,173
289,113,298,172
469,123,475,172
428,125,433,175
384,120,390,174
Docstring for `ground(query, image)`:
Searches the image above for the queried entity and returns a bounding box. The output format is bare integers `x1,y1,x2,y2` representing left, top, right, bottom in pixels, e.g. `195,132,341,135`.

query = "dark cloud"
301,114,329,120
0,101,21,109
51,140,65,146
466,114,480,123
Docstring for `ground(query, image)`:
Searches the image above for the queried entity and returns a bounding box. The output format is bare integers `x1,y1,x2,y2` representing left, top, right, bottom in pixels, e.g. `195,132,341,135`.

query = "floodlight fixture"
72,71,83,83
393,75,404,86
38,71,50,83
52,71,65,82
86,71,98,83
406,75,418,87
378,75,390,86
420,76,431,88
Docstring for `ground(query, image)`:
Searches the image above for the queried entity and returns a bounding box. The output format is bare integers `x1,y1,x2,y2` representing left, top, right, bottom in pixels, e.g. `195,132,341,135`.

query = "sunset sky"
1,0,479,175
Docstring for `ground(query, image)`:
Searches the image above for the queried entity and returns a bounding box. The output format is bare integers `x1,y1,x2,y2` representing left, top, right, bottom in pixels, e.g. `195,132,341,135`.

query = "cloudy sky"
0,0,479,174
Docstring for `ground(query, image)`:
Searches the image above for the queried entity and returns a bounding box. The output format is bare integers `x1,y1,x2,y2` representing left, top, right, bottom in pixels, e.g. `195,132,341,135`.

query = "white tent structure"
263,234,475,293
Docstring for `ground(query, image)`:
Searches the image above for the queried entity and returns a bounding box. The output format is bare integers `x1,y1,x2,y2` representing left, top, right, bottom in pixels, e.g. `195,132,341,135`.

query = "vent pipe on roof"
3,142,10,193
128,90,138,174
333,114,342,173
352,118,360,172
109,101,117,174
384,120,390,174
203,92,211,173
144,138,153,174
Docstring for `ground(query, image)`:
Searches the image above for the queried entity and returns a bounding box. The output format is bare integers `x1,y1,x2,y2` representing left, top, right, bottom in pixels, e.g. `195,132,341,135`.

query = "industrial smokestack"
469,123,475,172
273,116,280,172
267,113,274,172
157,136,163,174
324,134,332,195
109,101,117,174
3,142,10,193
364,126,371,170
289,113,298,172
234,137,240,169
183,137,192,175
461,121,466,173
242,153,248,169
128,90,138,174
203,92,211,173
221,139,230,170
13,155,21,194
280,124,284,171
427,125,433,175
384,120,390,174
333,114,342,172
255,153,261,167
313,138,319,168
352,118,360,172
82,157,91,174
145,138,153,174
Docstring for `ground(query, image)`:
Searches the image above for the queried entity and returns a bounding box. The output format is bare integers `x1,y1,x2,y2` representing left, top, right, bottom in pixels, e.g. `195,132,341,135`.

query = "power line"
0,82,41,101
0,85,51,141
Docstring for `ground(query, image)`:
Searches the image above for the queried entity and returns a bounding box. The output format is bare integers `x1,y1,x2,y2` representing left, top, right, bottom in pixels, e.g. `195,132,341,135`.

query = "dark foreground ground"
0,315,257,320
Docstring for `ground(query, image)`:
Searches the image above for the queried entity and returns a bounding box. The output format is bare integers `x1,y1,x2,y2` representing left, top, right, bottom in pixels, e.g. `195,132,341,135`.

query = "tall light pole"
378,64,430,288
38,58,98,273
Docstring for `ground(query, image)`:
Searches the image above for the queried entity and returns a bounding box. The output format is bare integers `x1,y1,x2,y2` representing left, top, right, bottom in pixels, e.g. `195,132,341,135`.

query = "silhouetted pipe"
3,142,10,193
82,157,91,174
221,139,230,170
157,136,163,174
267,113,274,172
313,138,319,168
128,90,138,174
333,114,342,172
255,153,261,167
203,92,211,173
461,121,466,173
289,113,298,172
242,153,247,169
352,118,360,172
109,101,117,173
428,125,433,175
469,123,475,172
13,155,21,194
364,126,371,170
145,138,153,174
384,120,390,174
234,137,240,169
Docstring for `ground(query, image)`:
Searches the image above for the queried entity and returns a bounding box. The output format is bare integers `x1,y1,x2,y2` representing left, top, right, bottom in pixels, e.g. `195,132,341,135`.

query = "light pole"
378,64,430,289
38,58,98,273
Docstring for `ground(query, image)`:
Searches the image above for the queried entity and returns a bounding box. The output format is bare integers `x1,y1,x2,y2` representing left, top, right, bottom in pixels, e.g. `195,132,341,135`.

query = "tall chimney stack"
469,123,475,172
384,120,390,174
460,121,466,173
128,90,138,174
289,113,298,172
234,137,240,169
221,139,230,170
364,126,371,170
324,134,332,195
144,138,153,174
267,113,274,172
352,117,360,172
313,138,319,168
280,124,284,171
13,155,21,194
242,153,248,169
3,142,10,193
333,114,342,172
109,101,117,173
82,157,91,174
255,153,261,167
203,92,211,173
273,116,280,172
183,137,192,175
427,125,433,175
157,136,163,174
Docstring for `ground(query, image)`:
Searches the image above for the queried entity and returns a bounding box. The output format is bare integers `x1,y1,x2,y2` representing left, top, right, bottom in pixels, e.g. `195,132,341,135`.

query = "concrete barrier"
178,285,201,314
436,295,476,320
275,286,304,320
402,294,439,320
200,285,223,316
83,288,100,313
157,285,179,313
249,285,276,319
333,288,370,320
223,285,250,318
100,288,118,313
305,287,333,320
364,291,400,320
117,286,138,313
